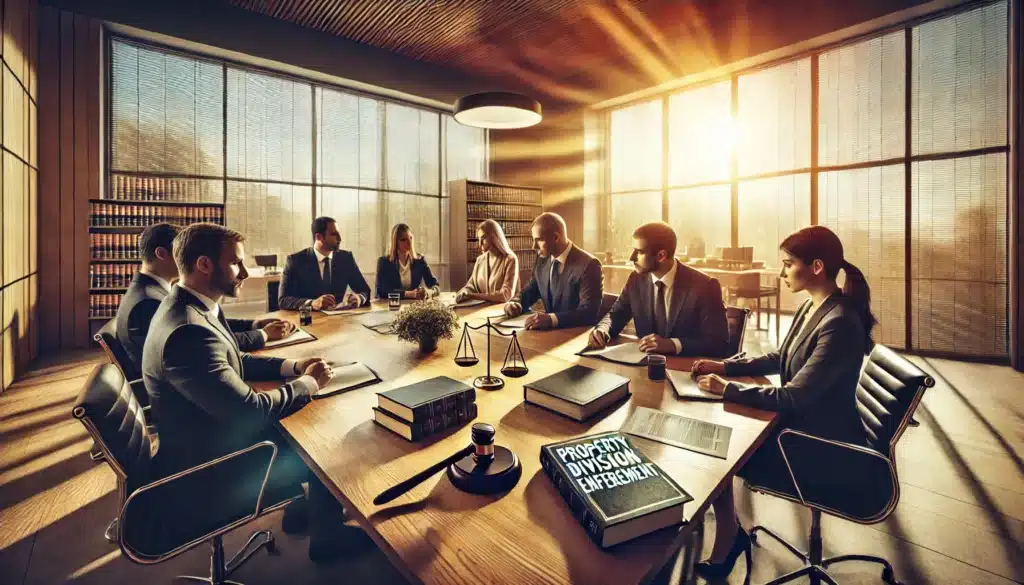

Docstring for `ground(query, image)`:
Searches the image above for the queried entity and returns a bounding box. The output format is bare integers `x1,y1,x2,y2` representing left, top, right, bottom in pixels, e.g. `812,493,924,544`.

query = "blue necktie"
547,259,561,310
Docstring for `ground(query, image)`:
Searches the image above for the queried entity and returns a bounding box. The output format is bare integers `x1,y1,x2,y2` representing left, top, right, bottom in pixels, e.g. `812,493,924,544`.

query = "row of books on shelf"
90,263,139,289
109,174,221,202
465,220,532,239
90,293,124,318
90,202,224,227
467,203,540,222
466,184,541,206
90,233,141,260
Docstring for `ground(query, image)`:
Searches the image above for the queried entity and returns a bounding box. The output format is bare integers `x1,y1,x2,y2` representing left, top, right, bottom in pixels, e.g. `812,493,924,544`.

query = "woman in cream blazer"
456,219,519,303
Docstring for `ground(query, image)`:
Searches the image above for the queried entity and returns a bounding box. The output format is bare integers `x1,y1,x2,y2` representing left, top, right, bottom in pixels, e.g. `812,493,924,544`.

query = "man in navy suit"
589,221,729,356
503,212,604,330
278,217,372,311
115,223,293,381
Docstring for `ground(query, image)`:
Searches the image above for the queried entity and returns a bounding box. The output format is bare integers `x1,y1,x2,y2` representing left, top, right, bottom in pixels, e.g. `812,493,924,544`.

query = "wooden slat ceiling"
225,0,933,107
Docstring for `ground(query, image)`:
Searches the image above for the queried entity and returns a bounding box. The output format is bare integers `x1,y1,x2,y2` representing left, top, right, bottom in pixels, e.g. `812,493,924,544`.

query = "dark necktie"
654,280,668,337
322,257,332,291
547,259,561,309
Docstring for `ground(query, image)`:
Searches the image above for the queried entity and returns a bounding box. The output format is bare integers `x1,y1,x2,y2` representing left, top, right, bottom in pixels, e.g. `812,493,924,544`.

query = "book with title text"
540,431,693,548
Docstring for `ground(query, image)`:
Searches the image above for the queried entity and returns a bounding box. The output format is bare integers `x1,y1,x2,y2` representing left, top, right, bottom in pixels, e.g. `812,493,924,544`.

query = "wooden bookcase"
88,172,225,324
447,179,543,292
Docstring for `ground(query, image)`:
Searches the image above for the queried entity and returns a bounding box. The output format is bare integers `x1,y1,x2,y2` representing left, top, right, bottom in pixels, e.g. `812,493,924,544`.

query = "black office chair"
74,363,297,584
744,344,935,585
254,254,278,274
725,306,751,358
94,319,146,406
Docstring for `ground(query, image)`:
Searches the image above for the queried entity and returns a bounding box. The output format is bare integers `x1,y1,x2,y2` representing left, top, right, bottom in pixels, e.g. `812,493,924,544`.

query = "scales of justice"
453,316,528,390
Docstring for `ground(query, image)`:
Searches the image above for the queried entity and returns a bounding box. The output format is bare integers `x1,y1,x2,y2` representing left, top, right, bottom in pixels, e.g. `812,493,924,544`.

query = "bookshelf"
447,180,543,292
88,172,226,323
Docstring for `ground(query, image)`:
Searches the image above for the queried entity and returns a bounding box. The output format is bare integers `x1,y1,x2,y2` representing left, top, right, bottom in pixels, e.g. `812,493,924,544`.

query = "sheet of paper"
494,311,532,328
312,362,380,398
666,369,724,401
320,305,375,316
577,342,649,365
437,292,488,309
263,327,315,349
621,406,732,459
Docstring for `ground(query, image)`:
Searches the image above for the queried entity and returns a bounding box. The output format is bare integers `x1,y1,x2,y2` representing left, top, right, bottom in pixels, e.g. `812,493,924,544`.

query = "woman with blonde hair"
375,223,439,300
456,219,519,303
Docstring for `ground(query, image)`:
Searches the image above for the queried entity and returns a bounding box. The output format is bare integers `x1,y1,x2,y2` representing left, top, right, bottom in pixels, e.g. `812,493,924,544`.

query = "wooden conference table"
253,300,778,585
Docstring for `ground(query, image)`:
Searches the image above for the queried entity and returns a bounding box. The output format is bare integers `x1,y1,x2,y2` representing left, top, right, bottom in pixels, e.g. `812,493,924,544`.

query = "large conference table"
254,299,778,585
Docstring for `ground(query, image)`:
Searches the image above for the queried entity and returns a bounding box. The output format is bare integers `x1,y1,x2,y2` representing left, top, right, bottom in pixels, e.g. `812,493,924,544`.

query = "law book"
540,431,692,548
372,402,479,441
376,376,476,422
523,364,631,422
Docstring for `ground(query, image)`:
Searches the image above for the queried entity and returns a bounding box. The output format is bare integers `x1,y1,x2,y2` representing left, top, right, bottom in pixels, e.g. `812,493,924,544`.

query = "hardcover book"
524,364,630,421
376,376,475,422
540,431,692,548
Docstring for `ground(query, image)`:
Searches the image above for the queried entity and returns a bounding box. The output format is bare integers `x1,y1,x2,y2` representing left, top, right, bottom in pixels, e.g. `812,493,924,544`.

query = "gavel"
374,422,521,505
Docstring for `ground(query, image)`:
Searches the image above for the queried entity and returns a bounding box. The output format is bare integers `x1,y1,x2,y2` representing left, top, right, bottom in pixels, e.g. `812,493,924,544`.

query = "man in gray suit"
117,223,293,382
503,212,603,330
588,221,730,356
142,223,363,561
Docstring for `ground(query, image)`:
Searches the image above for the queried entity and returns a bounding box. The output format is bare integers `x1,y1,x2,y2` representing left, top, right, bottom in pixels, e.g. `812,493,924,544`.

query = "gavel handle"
374,444,474,505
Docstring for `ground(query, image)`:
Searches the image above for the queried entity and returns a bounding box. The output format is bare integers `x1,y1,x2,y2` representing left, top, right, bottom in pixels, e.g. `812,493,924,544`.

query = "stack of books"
372,376,478,441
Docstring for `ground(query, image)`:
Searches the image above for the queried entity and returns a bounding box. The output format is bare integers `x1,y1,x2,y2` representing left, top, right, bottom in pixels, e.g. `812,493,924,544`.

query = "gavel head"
471,422,496,462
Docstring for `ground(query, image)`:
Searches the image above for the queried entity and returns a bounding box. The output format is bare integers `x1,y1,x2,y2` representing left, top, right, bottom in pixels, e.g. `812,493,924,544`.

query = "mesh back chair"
74,363,298,584
725,306,751,358
745,344,935,585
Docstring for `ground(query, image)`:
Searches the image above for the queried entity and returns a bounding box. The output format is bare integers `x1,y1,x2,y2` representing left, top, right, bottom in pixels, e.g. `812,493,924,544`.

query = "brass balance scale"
453,316,528,390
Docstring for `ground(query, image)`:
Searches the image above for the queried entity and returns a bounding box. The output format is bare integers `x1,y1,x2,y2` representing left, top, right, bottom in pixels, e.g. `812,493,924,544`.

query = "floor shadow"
914,403,1024,577
0,395,77,423
0,411,78,442
920,357,1024,477
0,451,97,511
0,433,92,474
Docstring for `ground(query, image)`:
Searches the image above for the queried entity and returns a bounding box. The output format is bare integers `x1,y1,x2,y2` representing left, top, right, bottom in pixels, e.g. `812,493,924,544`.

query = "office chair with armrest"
74,363,298,584
725,306,751,359
745,343,934,585
94,319,147,406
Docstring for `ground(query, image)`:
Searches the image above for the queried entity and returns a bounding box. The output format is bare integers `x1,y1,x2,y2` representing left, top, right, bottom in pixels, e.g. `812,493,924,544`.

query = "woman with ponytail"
688,225,876,581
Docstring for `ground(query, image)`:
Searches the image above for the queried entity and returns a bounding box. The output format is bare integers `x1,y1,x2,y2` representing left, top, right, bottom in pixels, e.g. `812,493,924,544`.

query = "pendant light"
453,91,542,129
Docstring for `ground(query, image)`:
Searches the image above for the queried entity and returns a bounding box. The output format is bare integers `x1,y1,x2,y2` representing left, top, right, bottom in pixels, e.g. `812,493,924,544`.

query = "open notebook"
311,362,381,399
263,327,316,349
577,342,649,366
666,369,723,401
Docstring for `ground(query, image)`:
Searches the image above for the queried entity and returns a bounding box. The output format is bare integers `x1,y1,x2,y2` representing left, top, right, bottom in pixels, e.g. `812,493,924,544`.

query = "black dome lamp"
453,92,542,129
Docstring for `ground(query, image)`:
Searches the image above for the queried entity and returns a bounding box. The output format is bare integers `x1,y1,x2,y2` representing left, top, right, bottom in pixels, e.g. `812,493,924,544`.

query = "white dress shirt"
650,261,684,355
398,257,413,290
315,247,367,305
141,269,173,294
177,284,316,392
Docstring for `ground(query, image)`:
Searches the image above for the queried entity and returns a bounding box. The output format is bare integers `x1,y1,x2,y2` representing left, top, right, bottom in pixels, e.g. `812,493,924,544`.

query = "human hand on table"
524,313,554,330
637,334,675,354
696,374,728,395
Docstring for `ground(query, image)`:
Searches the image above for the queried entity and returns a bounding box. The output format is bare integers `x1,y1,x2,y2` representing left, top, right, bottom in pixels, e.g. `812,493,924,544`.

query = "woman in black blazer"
689,225,877,580
375,223,440,300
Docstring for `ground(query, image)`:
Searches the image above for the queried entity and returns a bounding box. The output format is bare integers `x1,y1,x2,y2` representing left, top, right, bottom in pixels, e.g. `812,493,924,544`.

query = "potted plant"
392,299,459,353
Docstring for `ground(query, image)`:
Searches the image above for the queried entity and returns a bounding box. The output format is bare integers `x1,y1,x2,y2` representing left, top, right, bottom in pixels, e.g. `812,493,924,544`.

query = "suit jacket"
517,244,603,328
278,248,371,310
375,256,439,299
458,252,519,302
142,286,311,475
597,261,730,356
723,294,869,451
116,272,265,380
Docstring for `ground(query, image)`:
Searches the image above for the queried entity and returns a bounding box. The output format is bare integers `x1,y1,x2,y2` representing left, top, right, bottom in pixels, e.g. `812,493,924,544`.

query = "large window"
108,38,487,297
590,0,1010,358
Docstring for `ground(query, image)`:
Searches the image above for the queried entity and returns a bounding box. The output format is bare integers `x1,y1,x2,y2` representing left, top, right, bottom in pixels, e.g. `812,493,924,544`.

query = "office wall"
1012,0,1023,371
36,8,98,352
1,0,40,391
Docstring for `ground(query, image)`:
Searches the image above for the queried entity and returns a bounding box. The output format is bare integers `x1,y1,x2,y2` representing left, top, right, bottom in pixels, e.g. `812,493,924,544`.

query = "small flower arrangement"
391,299,459,352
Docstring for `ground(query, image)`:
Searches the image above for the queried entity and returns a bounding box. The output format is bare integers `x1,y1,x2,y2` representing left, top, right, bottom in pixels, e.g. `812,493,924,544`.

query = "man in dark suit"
588,221,729,356
115,223,294,381
278,216,372,311
142,223,363,561
504,212,603,330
